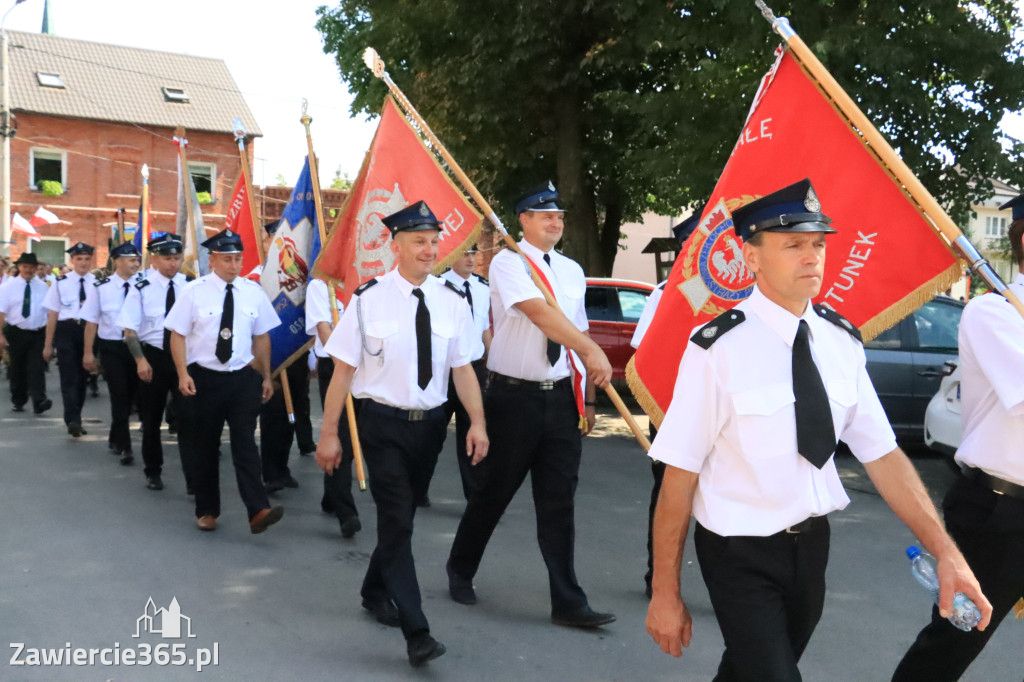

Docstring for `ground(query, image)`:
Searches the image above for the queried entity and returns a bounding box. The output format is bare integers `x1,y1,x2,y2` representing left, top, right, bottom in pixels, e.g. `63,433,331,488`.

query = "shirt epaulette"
56,274,67,281
94,277,110,286
135,279,150,290
690,309,745,349
473,273,489,286
813,304,862,342
443,280,467,298
185,274,196,282
354,278,379,296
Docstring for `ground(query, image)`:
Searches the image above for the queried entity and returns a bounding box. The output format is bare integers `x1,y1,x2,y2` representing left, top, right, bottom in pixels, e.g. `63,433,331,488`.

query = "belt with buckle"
962,467,1024,501
364,400,445,422
57,319,86,327
489,372,570,392
782,516,826,535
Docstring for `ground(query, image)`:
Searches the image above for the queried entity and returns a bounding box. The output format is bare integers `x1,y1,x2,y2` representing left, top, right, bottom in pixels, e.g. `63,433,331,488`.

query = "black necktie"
215,283,233,364
792,320,836,469
412,288,431,390
543,254,560,366
78,277,86,304
463,281,474,319
162,280,175,351
21,281,30,318
123,281,130,299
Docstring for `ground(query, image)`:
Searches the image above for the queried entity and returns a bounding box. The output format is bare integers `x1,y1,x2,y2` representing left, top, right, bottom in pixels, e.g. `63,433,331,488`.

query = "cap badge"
418,203,430,217
547,181,556,192
804,187,821,213
219,328,232,340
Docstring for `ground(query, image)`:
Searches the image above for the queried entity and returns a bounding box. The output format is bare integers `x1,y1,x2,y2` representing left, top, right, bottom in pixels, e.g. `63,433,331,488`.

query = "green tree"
330,166,353,190
316,1,1024,275
275,173,289,187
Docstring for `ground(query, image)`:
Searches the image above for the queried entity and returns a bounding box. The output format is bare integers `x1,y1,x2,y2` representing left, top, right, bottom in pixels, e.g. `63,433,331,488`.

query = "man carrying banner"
117,233,193,490
82,242,142,462
892,196,1024,681
306,276,360,538
645,179,991,681
42,242,97,438
446,181,616,629
316,201,487,667
0,252,51,415
165,229,284,534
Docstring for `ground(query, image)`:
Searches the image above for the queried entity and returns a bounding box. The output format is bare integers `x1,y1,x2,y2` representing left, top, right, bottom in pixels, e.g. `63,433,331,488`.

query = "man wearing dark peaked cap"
164,229,284,535
0,252,52,415
645,179,991,682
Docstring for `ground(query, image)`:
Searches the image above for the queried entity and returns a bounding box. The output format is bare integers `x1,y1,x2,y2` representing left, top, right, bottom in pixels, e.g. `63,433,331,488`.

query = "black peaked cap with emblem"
731,178,836,241
382,201,441,236
66,242,94,256
201,229,244,253
999,194,1024,220
515,180,566,214
111,242,141,259
148,232,184,255
672,203,706,245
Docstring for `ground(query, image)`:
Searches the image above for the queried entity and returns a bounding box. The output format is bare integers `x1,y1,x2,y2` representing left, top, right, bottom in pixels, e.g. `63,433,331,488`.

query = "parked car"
864,296,965,440
584,278,655,381
923,361,962,456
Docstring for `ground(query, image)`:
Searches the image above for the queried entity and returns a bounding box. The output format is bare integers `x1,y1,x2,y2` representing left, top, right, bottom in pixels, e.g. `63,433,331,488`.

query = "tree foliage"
316,0,1024,275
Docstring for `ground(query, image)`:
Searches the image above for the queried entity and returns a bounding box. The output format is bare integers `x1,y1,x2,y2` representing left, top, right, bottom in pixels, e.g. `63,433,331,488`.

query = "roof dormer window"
36,72,64,89
161,87,189,103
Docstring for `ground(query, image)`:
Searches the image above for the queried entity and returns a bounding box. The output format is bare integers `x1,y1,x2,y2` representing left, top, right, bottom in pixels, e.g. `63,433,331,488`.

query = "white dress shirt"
42,272,96,320
955,273,1024,486
441,269,490,362
305,278,341,359
486,240,588,381
163,272,281,371
630,281,665,349
325,268,474,410
0,275,50,329
116,270,190,349
80,273,134,340
648,286,897,537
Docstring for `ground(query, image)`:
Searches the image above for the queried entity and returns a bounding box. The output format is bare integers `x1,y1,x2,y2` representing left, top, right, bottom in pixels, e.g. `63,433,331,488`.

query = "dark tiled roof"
7,30,260,135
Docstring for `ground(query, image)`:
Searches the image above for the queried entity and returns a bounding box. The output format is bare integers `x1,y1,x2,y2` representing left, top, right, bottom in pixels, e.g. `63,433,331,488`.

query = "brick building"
6,29,260,265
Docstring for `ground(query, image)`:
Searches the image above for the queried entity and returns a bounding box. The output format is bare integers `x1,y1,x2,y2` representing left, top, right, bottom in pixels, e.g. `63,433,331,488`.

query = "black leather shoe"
264,480,285,495
361,599,400,627
446,560,476,605
281,475,299,489
68,423,84,438
120,452,134,466
32,399,52,414
407,633,445,667
340,517,361,539
146,476,164,491
551,606,616,628
11,404,25,412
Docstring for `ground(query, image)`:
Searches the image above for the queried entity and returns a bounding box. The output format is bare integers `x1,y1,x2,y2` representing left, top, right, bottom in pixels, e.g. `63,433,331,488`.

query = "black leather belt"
489,372,571,392
782,516,826,535
57,319,86,327
363,400,445,422
962,467,1024,501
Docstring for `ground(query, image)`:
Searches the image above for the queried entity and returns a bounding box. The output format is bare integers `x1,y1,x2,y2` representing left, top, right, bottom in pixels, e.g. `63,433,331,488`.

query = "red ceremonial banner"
222,173,261,276
312,97,484,305
628,49,960,427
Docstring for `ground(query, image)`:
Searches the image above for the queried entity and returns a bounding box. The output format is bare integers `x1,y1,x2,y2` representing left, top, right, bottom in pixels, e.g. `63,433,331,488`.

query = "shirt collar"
111,273,130,286
149,270,171,286
1014,272,1024,287
208,272,234,292
446,270,470,286
747,285,818,347
518,239,553,264
387,268,430,299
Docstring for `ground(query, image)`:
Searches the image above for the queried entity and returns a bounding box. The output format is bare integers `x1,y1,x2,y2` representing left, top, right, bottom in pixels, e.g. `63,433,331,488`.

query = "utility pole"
0,0,26,257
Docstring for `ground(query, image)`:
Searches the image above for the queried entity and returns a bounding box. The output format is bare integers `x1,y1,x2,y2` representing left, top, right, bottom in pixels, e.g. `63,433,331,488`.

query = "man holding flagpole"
446,181,616,629
645,180,990,681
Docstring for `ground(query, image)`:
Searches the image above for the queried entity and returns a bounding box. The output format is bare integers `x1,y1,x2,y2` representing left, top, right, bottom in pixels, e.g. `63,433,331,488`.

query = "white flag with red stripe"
12,213,41,241
30,206,60,227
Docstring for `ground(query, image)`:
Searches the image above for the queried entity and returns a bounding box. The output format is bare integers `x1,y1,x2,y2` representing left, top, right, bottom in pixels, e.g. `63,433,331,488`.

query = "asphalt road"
0,371,1018,681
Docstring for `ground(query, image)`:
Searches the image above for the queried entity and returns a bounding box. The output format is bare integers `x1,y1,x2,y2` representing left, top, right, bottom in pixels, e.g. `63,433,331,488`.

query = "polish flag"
30,206,60,227
12,213,42,241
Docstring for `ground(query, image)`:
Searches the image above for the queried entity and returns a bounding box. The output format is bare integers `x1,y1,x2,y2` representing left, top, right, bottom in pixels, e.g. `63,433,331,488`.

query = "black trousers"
53,320,88,426
359,405,447,639
448,379,588,613
259,360,310,483
646,422,665,592
694,519,830,682
138,344,192,482
184,364,269,520
437,359,487,500
96,338,138,453
316,357,358,522
892,473,1024,681
4,325,46,408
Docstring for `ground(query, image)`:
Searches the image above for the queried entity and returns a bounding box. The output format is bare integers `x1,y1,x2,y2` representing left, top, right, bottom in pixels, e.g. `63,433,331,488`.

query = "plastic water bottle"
906,546,981,632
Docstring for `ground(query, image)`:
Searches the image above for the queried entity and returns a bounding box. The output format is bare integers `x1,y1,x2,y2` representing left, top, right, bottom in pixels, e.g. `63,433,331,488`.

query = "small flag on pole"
30,206,60,227
11,213,41,241
223,172,262,276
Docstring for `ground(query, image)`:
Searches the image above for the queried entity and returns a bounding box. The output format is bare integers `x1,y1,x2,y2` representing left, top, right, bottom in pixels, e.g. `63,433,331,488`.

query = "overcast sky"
6,0,1024,193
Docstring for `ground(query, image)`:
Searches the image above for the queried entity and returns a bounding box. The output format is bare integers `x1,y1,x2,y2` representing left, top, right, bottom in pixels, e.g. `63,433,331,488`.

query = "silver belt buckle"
407,409,424,422
539,380,554,390
785,526,800,534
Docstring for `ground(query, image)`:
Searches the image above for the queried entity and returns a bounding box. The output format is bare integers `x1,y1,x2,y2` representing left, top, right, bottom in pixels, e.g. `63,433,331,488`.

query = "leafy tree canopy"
317,0,1024,275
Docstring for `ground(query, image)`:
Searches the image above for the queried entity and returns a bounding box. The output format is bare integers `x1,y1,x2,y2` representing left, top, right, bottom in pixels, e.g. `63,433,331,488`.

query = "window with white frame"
985,215,1008,238
188,162,216,201
30,148,66,190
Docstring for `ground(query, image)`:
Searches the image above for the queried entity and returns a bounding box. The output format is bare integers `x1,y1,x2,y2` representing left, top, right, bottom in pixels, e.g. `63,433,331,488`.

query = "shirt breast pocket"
240,306,260,335
730,383,796,459
826,379,858,435
363,319,399,358
143,297,165,319
430,318,456,363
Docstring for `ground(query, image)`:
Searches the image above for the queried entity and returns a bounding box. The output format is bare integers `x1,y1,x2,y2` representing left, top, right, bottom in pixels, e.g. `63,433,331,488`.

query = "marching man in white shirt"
645,179,991,681
0,252,51,415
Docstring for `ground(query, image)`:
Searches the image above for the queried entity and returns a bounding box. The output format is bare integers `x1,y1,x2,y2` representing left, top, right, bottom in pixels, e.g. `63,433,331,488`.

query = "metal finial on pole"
754,1,796,39
754,0,776,24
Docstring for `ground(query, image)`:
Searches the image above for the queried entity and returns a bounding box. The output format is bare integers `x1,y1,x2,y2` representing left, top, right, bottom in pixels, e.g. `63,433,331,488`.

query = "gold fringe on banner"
860,262,962,342
625,355,665,430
